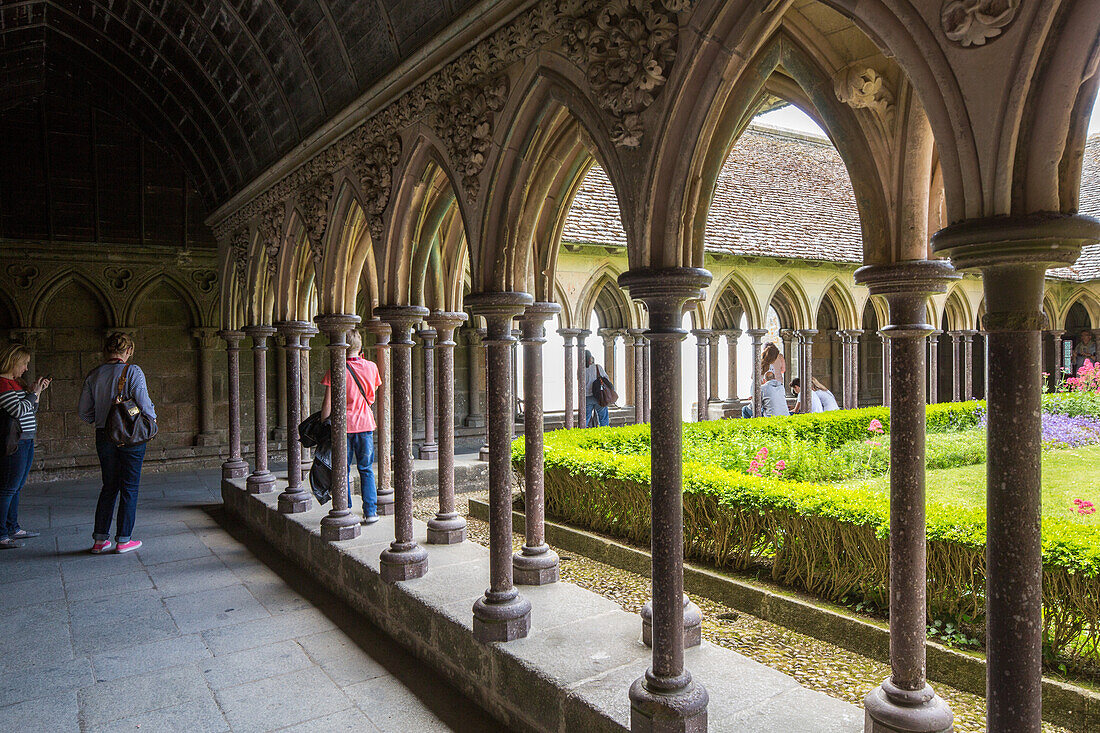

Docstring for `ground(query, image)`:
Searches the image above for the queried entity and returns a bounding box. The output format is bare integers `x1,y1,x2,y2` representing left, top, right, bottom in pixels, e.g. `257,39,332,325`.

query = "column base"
513,545,559,585
246,471,275,494
379,542,429,582
640,596,702,648
222,459,248,480
628,673,709,733
426,513,467,544
418,442,439,460
277,489,312,514
464,416,486,428
479,444,489,461
376,491,395,516
864,681,953,733
320,513,361,541
472,592,531,642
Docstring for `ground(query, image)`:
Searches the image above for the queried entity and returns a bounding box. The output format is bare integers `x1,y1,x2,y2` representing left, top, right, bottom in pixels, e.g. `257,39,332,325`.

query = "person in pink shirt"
321,329,383,523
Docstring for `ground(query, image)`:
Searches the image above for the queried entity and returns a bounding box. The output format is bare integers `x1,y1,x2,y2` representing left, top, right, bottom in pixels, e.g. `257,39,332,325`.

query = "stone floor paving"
0,468,502,732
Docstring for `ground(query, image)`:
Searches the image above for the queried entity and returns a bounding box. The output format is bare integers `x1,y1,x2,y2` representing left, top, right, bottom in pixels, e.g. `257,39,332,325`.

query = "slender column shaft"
558,330,578,428
624,331,636,408
856,262,956,733
927,333,940,404
962,332,975,401
425,312,467,545
477,329,489,460
628,329,646,423
364,320,393,515
797,330,817,413
849,331,862,408
693,330,710,421
244,326,277,493
376,306,429,580
708,334,720,401
1047,330,1065,389
600,329,618,390
192,328,218,444
463,328,486,427
879,331,892,406
274,336,288,441
277,322,311,513
726,330,741,400
316,314,361,541
468,292,534,642
781,333,794,393
642,337,652,422
576,330,590,427
515,303,560,585
219,330,248,479
950,333,962,401
747,330,766,417
418,328,439,459
299,327,316,474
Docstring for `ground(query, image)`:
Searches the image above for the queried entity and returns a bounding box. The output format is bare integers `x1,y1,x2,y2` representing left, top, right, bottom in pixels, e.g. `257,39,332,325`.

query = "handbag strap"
114,364,131,403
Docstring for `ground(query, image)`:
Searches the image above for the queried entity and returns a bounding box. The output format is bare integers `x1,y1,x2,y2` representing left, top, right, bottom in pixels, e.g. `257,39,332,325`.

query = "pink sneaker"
115,540,142,554
90,540,114,554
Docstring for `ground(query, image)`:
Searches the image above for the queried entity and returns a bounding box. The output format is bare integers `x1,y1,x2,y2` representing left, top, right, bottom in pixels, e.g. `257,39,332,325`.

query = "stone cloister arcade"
4,0,1100,730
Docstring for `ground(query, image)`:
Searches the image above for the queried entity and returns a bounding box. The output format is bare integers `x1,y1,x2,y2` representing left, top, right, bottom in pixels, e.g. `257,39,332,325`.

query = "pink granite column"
417,327,439,460
425,311,468,544
244,325,277,493
642,335,652,423
364,319,393,516
476,327,489,460
375,305,430,581
599,328,618,388
847,330,863,408
856,261,956,733
315,314,361,542
558,329,579,428
273,335,288,443
299,325,317,475
514,302,560,585
950,331,963,401
746,329,766,417
619,268,709,732
628,329,646,423
692,329,710,421
879,330,892,407
726,329,741,401
796,329,818,413
463,327,486,428
961,330,976,401
781,330,795,394
1046,329,1065,390
276,321,311,513
927,331,941,404
934,215,1099,733
576,329,590,427
219,330,248,479
707,330,720,404
467,292,534,641
191,328,220,446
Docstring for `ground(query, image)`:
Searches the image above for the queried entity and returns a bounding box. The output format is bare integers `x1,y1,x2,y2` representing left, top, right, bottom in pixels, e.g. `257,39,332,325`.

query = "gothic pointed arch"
122,273,202,329
766,276,812,330
817,280,860,331
709,271,761,330
576,266,632,331
30,270,118,327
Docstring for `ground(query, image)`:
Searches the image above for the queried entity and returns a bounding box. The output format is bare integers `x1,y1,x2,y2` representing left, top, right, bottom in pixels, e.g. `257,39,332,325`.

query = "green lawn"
840,444,1100,528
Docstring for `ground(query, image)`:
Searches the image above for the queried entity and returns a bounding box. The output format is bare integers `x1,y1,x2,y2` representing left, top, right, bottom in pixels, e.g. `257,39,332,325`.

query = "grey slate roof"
561,125,1100,281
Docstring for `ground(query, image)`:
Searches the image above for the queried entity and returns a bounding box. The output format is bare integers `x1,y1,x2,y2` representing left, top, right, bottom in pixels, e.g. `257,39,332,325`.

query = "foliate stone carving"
6,264,38,289
103,266,133,291
347,126,402,240
433,76,509,200
834,66,896,127
190,269,218,294
301,174,335,265
940,0,1020,47
563,0,687,147
257,205,284,278
231,227,250,286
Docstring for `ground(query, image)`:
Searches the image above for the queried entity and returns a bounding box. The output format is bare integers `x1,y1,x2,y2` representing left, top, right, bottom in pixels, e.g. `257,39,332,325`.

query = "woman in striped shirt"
0,343,50,549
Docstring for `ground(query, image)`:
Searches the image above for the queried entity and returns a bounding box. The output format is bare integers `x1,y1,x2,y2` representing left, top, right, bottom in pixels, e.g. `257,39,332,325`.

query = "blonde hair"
104,332,135,358
347,329,363,356
0,343,31,376
811,377,829,392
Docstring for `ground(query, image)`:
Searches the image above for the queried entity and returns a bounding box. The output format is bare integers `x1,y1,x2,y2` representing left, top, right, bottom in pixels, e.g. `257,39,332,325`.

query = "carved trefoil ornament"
104,266,134,291
834,66,896,127
6,264,38,289
564,0,687,147
941,0,1021,47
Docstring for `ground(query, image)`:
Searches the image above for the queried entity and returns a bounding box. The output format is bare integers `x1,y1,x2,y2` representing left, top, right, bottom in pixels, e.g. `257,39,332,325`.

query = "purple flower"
1040,413,1100,448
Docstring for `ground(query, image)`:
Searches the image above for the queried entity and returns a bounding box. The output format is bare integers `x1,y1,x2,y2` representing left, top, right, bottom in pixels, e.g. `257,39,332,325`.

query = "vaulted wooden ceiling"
0,0,478,207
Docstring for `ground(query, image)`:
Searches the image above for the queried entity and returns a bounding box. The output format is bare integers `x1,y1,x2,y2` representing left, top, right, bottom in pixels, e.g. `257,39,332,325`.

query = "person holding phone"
0,343,49,549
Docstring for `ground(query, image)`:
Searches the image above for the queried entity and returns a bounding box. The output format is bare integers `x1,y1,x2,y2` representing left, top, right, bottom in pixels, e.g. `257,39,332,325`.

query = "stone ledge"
222,478,862,733
468,500,1100,733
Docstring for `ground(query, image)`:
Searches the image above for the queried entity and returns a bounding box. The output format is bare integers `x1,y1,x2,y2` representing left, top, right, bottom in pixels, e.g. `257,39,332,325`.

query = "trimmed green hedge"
514,402,1100,670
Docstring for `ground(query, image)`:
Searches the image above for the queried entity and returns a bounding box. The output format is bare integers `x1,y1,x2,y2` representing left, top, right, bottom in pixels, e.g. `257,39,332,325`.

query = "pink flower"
755,447,769,460
868,419,884,434
863,440,882,447
775,460,787,470
1072,498,1096,515
749,460,760,470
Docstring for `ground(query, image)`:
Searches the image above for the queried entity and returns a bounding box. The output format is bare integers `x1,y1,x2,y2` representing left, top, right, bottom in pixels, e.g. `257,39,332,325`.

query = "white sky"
757,95,1100,136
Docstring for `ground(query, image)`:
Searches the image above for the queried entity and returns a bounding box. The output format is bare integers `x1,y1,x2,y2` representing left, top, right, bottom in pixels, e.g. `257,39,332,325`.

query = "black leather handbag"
0,408,21,456
106,364,159,448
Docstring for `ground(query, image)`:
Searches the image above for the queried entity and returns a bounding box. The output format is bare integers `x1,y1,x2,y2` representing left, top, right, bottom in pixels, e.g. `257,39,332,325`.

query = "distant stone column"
599,328,618,388
362,319,392,514
273,334,288,443
576,329,591,427
425,312,468,544
276,321,311,514
418,327,438,460
515,302,560,585
624,330,635,409
467,292,533,642
927,331,941,404
477,327,489,460
558,329,579,428
244,325,277,494
643,337,652,422
707,331,720,403
1046,329,1065,390
219,330,248,479
315,314,361,542
961,330,976,401
375,305,430,580
879,330,892,406
726,329,741,400
796,329,818,413
781,330,795,393
692,329,711,421
746,329,766,417
950,331,963,401
191,328,220,446
299,325,317,475
628,329,646,424
463,328,486,428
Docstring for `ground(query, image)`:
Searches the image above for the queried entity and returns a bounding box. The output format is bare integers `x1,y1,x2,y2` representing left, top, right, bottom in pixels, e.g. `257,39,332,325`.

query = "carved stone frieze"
300,174,335,265
941,0,1020,47
257,205,284,278
433,76,509,200
231,227,250,286
346,125,402,240
563,0,688,147
834,66,896,127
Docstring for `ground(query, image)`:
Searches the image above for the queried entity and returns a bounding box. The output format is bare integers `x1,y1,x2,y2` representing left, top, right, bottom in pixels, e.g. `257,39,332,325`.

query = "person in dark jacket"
0,343,49,549
78,332,156,554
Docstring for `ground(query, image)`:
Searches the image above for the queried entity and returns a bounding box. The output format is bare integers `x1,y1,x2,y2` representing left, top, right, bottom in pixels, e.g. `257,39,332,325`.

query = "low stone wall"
222,477,863,733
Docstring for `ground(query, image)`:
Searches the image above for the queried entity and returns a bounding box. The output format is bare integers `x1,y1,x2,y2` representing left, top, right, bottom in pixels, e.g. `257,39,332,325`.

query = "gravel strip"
414,490,1070,733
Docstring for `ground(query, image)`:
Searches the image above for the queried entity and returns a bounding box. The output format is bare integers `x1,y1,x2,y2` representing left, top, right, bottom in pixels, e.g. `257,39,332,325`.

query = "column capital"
425,311,468,345
190,327,221,349
363,316,392,345
7,328,47,348
518,302,558,343
466,292,533,340
691,328,713,340
856,260,959,333
626,327,647,338
218,329,246,346
718,328,742,340
931,212,1099,271
794,328,818,342
839,328,863,338
463,326,483,346
417,327,439,344
1043,329,1065,337
576,328,592,341
274,320,313,335
374,305,428,345
314,314,362,349
745,328,767,341
618,267,711,332
243,324,277,342
557,327,582,344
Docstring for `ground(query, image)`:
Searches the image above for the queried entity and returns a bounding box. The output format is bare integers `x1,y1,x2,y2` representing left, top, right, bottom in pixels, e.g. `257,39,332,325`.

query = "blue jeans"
93,430,146,543
0,439,34,540
741,404,753,419
347,431,376,517
585,396,609,427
